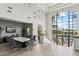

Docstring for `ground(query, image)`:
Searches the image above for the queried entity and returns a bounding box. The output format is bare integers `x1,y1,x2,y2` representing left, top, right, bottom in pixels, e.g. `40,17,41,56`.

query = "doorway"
22,23,33,37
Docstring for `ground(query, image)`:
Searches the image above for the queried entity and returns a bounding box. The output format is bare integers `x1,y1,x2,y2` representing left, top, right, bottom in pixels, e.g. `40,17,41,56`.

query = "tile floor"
0,37,79,56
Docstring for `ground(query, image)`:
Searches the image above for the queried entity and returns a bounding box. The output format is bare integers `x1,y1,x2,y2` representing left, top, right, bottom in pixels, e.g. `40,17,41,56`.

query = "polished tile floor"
0,37,79,56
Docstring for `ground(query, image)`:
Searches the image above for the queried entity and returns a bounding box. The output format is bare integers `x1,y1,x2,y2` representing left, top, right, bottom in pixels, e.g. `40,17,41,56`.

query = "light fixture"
7,10,11,13
27,17,31,19
8,6,12,9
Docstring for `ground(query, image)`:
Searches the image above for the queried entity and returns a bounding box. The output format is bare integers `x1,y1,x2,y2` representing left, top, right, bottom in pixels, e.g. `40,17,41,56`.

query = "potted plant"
0,26,3,43
0,26,3,35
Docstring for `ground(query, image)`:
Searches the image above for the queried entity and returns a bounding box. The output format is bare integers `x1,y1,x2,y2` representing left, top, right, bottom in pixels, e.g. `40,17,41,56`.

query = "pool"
58,35,73,41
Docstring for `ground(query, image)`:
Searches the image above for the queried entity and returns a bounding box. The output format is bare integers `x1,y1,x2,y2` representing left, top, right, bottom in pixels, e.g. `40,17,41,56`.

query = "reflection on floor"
0,37,79,56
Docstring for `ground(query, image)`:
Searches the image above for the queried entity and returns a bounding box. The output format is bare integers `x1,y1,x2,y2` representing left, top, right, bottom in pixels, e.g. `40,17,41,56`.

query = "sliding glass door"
52,10,77,47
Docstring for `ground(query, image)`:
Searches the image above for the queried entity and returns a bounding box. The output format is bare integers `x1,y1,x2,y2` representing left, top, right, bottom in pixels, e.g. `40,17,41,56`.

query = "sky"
56,11,77,30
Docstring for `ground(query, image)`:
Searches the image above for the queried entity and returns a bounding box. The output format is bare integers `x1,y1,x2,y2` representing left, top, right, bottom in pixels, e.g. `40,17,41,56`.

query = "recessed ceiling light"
27,17,31,19
8,6,12,9
7,10,11,13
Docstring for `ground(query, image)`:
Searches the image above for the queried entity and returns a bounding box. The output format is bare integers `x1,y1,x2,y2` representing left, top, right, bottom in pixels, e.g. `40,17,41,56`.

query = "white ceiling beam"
35,3,78,14
47,3,78,13
35,3,48,12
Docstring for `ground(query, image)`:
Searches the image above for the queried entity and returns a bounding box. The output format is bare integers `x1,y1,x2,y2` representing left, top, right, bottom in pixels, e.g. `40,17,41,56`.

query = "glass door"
52,10,77,47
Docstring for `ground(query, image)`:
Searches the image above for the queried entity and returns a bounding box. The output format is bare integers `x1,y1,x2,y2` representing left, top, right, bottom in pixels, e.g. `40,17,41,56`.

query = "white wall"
0,3,46,37
0,20,23,37
46,4,79,40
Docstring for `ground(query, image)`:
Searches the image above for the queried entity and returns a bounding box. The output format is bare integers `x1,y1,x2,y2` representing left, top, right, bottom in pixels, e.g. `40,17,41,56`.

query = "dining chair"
25,38,34,50
31,36,37,45
7,36,21,50
7,37,16,49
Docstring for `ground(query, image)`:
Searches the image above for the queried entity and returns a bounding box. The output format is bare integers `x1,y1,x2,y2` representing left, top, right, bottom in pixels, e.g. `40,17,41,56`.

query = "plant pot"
38,36,43,44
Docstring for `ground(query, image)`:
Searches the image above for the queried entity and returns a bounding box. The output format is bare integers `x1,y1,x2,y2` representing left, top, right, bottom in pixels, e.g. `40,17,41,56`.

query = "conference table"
13,37,30,48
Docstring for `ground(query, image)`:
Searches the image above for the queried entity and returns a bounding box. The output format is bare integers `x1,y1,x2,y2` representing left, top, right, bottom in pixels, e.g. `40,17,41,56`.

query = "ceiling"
36,3,77,13
42,3,63,8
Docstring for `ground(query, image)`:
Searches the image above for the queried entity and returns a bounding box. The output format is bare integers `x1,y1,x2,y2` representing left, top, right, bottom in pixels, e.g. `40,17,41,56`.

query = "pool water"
58,35,73,41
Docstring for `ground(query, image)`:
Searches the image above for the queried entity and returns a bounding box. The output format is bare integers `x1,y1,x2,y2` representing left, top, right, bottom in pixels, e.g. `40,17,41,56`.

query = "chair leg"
26,41,33,50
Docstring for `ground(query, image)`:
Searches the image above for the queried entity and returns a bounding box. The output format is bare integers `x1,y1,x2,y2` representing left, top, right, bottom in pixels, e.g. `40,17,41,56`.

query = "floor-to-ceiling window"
52,10,77,47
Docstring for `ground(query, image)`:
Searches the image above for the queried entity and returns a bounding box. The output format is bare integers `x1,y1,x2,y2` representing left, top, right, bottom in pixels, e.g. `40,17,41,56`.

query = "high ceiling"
42,3,63,8
36,3,77,13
